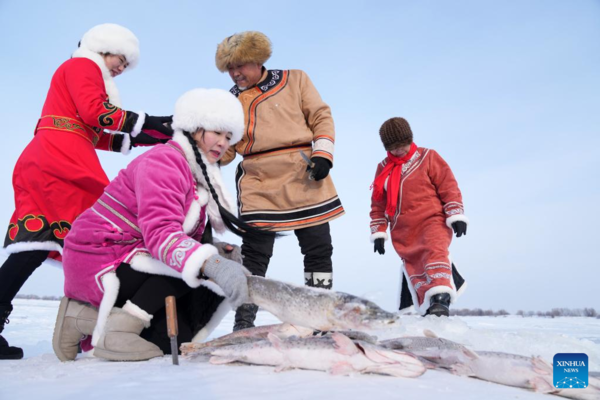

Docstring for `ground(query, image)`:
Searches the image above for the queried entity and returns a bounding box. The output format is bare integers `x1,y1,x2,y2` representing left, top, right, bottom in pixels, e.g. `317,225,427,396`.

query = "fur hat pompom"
78,23,140,69
172,88,244,144
215,31,272,73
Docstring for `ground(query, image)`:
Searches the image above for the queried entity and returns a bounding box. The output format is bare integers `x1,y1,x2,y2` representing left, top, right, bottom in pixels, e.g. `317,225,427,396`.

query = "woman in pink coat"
370,117,468,317
53,88,273,361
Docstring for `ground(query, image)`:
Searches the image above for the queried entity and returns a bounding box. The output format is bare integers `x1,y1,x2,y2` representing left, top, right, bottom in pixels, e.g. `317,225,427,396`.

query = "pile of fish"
180,277,599,399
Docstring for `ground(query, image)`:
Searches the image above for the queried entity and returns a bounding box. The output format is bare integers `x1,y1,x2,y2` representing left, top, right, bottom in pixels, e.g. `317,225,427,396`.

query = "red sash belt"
36,115,100,146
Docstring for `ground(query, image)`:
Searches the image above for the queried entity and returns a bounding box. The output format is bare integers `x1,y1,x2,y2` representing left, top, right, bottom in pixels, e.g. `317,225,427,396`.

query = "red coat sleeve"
427,150,467,224
369,161,389,241
63,59,135,133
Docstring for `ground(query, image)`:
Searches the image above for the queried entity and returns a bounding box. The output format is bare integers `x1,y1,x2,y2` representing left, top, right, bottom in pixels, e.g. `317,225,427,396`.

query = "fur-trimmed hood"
171,131,237,234
215,31,272,73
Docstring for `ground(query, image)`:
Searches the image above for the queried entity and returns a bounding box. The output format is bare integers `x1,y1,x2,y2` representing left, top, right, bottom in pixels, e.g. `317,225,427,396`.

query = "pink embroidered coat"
62,131,237,345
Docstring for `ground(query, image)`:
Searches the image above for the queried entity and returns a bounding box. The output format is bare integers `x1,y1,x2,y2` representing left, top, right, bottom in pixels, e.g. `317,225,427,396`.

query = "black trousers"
0,251,49,305
241,222,333,277
115,264,193,354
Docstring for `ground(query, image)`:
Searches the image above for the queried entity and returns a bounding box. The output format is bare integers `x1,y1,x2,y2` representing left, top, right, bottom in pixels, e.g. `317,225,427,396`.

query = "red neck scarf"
372,143,418,217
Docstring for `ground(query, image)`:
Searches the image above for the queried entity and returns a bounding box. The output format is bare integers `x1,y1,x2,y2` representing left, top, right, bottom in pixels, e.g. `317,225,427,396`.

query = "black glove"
130,131,171,147
141,115,174,137
374,238,385,255
309,157,332,181
452,221,467,237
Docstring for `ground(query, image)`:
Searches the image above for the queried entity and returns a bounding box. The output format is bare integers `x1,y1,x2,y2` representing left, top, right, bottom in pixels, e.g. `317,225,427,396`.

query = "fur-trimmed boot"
93,301,163,361
52,297,98,361
233,303,259,332
304,272,333,289
425,293,451,317
0,303,23,360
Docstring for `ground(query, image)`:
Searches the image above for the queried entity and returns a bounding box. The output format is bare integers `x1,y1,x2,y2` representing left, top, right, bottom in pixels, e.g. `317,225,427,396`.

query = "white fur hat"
172,89,244,144
78,23,140,69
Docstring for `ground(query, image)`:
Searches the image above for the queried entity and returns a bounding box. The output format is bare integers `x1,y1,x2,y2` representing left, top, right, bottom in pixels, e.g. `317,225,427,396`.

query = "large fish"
181,323,314,356
451,351,600,400
209,332,426,378
247,276,399,331
379,329,478,367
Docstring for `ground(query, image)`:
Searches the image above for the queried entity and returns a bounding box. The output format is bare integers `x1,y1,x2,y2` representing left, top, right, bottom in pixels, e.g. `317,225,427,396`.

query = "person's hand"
374,238,385,255
213,241,243,264
451,221,467,238
130,131,170,147
309,157,331,181
202,255,250,308
141,115,173,137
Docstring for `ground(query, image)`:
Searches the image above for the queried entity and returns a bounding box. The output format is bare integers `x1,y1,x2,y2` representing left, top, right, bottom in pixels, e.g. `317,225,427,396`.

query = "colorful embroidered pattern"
4,214,72,247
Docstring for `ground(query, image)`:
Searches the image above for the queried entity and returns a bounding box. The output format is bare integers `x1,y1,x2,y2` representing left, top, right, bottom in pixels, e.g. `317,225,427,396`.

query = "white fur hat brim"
172,88,244,144
78,23,140,69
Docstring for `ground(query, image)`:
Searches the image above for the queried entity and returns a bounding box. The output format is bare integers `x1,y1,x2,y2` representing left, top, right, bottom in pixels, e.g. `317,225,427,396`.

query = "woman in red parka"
0,23,173,360
370,117,469,317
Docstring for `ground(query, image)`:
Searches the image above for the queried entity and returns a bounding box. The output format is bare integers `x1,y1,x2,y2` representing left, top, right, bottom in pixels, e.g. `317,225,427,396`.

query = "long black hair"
182,130,278,241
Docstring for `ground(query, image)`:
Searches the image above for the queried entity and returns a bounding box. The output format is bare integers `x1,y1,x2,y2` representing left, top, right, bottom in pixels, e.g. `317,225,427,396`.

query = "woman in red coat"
0,23,172,359
370,118,468,317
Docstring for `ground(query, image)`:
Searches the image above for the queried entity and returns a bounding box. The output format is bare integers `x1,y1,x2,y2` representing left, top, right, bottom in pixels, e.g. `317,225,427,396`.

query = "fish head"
334,294,400,330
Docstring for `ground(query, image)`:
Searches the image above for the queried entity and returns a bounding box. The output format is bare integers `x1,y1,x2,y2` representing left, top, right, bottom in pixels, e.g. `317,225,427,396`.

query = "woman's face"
390,144,412,157
102,54,129,77
193,129,232,163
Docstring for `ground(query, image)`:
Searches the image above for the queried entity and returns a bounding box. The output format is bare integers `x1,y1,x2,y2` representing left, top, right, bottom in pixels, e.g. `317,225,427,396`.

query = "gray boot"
52,297,98,361
93,301,163,361
233,303,259,332
304,272,333,289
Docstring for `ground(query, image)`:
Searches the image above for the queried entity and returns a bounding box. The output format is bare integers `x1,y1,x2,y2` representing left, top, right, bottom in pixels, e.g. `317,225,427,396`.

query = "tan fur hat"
215,31,272,72
379,117,413,151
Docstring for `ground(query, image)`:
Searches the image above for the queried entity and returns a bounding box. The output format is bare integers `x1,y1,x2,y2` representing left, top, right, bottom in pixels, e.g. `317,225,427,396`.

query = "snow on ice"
0,299,599,400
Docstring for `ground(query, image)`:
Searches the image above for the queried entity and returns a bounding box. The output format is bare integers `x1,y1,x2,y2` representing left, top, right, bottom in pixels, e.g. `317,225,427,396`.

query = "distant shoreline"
14,295,599,318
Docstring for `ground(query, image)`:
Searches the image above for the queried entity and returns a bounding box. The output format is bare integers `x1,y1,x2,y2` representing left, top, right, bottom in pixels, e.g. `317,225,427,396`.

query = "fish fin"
423,329,438,338
267,332,285,351
530,376,556,394
331,332,361,356
274,363,293,373
531,356,552,375
462,347,479,360
364,363,426,378
329,362,356,376
450,363,475,377
209,355,239,365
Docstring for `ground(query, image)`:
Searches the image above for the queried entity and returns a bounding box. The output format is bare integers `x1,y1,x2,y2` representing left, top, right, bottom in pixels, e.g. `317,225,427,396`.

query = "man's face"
228,63,263,89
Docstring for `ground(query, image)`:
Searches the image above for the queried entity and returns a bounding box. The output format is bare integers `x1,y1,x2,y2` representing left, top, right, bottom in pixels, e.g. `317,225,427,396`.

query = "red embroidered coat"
4,57,137,260
370,147,468,313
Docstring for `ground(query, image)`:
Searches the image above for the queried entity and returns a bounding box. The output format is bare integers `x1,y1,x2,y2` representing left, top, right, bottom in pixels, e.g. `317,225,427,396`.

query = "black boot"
425,293,451,317
233,303,259,332
304,272,333,289
0,304,24,360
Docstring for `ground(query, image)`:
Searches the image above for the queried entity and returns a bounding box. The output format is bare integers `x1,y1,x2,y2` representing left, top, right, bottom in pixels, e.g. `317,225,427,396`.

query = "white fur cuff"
120,133,131,155
181,244,219,288
446,214,469,229
370,231,389,243
131,111,145,137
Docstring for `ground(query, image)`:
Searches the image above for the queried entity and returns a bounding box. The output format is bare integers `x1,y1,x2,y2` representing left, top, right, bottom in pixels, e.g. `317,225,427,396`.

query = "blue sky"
0,0,598,313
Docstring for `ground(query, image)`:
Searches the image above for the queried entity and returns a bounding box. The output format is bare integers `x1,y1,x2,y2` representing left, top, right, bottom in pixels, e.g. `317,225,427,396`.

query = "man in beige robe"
215,31,345,331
